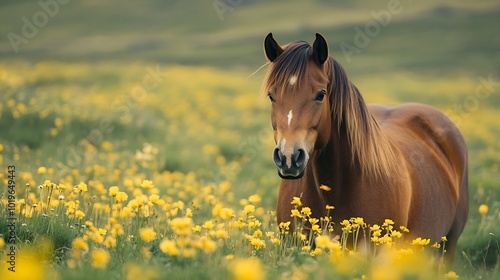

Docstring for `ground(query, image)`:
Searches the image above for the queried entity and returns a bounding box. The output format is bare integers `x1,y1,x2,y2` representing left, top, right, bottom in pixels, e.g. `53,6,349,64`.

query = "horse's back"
368,103,468,243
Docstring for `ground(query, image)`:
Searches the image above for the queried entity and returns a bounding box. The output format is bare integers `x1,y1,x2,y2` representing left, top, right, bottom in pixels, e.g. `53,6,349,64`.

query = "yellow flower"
444,271,459,279
411,237,431,246
91,249,110,269
0,237,5,248
72,237,88,251
37,166,47,174
315,235,331,249
478,204,488,215
310,247,323,256
399,225,410,233
109,186,120,196
290,209,302,218
139,227,157,242
441,236,448,242
325,204,335,210
159,239,178,256
243,204,255,214
291,196,302,206
75,182,88,192
431,242,441,249
104,236,117,248
149,194,160,204
116,191,128,202
319,184,331,191
229,258,265,280
141,180,155,189
301,207,312,216
250,237,266,249
248,194,261,204
219,207,234,220
202,220,215,230
200,236,217,254
75,210,85,219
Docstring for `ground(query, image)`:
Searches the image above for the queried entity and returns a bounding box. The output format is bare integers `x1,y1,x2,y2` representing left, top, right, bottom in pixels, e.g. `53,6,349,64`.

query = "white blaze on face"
287,110,293,128
289,75,297,86
279,138,293,168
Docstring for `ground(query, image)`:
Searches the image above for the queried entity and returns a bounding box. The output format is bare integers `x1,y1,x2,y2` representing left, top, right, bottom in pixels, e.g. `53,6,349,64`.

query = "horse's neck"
310,124,361,208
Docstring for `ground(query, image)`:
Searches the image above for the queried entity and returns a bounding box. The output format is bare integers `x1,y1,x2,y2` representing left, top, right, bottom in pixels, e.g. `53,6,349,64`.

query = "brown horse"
263,33,468,265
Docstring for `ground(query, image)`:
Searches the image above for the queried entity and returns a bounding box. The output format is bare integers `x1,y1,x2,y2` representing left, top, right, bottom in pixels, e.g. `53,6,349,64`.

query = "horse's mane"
264,41,398,179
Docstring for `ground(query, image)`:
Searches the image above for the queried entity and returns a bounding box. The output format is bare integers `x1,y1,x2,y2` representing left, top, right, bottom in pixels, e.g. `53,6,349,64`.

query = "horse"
262,33,469,265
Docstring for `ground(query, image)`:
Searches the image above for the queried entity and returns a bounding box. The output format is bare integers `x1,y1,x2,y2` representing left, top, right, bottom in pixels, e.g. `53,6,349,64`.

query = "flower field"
0,61,499,280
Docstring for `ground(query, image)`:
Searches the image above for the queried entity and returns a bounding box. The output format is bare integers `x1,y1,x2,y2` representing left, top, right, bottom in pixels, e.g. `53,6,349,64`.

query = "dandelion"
325,204,335,210
478,204,488,215
250,237,266,250
116,192,128,202
219,207,234,220
91,249,110,269
319,184,331,191
310,247,323,256
139,227,157,242
315,235,331,249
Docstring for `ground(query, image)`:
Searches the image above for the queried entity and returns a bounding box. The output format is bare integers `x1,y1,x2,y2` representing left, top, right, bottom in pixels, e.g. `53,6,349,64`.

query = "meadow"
0,0,499,279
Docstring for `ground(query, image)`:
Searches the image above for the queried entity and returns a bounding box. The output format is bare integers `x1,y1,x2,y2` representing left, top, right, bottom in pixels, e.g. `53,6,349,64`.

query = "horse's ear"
264,33,284,62
311,33,329,65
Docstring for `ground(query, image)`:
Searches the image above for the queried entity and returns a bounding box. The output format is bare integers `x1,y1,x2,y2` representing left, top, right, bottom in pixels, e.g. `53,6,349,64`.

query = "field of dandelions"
0,62,499,280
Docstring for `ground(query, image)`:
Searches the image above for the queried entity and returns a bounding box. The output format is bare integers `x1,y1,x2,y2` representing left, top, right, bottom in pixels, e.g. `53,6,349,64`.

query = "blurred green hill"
1,0,499,75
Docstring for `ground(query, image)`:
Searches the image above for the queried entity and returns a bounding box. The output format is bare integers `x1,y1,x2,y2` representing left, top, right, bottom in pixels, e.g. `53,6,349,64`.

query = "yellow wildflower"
139,227,157,242
72,237,88,251
116,192,128,202
301,207,312,216
109,186,120,197
0,237,5,248
202,220,215,230
229,258,265,280
248,194,261,204
37,166,47,174
325,204,335,210
431,242,441,249
104,236,117,248
91,249,110,269
290,209,302,218
444,271,459,279
319,184,331,191
75,210,85,219
141,180,154,189
243,204,255,214
441,236,448,242
75,182,88,192
159,239,178,256
478,204,488,215
291,196,302,206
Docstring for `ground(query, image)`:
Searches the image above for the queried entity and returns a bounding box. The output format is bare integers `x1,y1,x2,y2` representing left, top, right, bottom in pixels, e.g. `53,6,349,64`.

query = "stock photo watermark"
340,0,412,63
6,165,17,272
7,0,72,54
213,0,245,21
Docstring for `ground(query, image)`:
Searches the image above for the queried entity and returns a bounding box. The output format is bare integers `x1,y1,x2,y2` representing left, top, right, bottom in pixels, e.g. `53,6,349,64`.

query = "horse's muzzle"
273,147,306,179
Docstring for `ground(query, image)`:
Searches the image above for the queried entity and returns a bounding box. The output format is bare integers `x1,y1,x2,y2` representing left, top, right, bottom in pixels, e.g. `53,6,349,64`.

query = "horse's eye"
315,90,326,102
268,93,275,103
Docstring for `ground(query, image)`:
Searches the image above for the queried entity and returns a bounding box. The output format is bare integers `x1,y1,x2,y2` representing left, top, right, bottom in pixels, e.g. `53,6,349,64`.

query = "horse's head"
263,33,331,179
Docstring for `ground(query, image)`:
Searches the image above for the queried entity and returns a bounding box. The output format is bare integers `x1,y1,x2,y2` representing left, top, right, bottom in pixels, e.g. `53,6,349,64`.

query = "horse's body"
263,33,468,265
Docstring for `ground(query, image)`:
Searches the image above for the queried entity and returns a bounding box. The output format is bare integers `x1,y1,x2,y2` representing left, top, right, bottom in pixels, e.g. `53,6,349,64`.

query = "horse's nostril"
295,149,306,166
273,148,283,167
